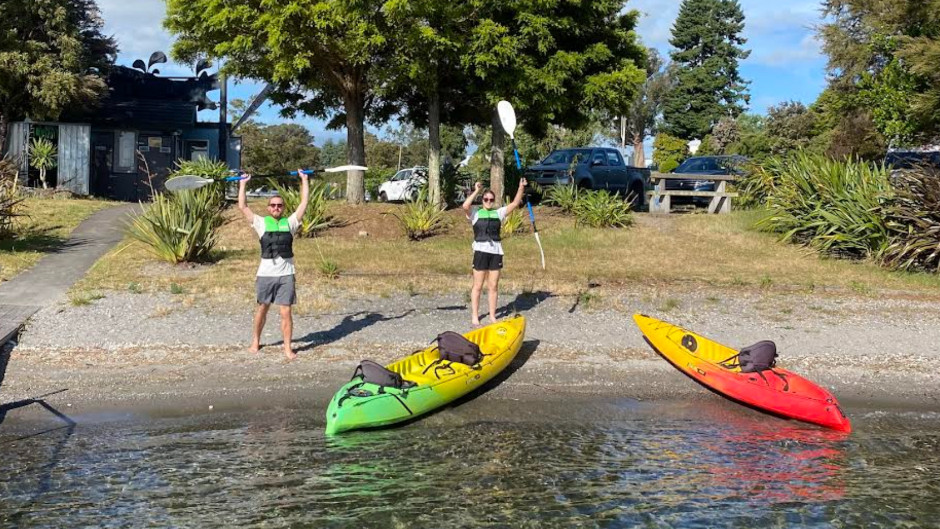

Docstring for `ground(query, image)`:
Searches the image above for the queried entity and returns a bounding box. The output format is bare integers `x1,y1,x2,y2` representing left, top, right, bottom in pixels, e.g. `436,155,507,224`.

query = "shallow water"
1,397,939,528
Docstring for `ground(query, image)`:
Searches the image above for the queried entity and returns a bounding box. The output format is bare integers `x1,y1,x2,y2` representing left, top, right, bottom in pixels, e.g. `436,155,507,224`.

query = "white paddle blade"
497,100,517,139
324,165,368,173
164,175,213,192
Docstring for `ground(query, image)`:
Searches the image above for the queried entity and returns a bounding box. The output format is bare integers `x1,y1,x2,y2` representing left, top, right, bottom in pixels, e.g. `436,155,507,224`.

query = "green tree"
166,0,399,204
463,0,646,204
320,139,347,168
764,101,822,156
383,0,477,206
662,0,751,140
653,133,689,172
818,1,939,145
619,49,675,167
725,114,771,159
28,138,58,189
0,0,116,151
240,123,320,176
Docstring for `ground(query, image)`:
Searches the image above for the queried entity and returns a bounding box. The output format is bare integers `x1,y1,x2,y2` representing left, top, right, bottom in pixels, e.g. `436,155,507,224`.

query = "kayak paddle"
497,100,545,270
164,165,369,192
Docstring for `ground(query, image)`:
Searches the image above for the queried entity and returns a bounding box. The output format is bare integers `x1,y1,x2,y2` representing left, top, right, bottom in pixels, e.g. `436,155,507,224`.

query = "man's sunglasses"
482,197,495,203
268,203,285,208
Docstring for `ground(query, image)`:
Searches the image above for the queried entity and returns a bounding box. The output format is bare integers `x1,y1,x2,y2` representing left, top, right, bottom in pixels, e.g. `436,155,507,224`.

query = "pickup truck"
524,147,650,208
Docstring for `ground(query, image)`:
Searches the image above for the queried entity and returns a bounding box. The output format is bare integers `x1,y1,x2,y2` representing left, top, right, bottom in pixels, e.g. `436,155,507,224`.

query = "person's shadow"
495,290,553,319
277,309,416,352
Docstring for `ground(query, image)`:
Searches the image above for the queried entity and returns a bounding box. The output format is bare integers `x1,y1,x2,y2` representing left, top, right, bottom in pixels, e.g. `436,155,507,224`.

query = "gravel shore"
3,282,939,421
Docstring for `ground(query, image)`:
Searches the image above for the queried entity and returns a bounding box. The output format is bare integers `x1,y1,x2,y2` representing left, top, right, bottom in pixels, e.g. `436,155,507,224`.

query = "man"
237,169,309,360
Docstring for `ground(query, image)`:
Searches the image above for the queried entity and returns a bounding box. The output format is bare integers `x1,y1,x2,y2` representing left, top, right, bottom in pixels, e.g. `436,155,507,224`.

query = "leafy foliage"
0,158,24,238
127,187,226,264
390,190,450,240
880,166,940,272
271,180,333,237
618,48,676,167
574,190,634,229
239,122,320,176
500,205,526,238
28,138,58,189
544,183,580,214
652,134,689,172
0,0,116,149
755,154,891,258
662,0,751,139
169,158,229,206
819,1,940,145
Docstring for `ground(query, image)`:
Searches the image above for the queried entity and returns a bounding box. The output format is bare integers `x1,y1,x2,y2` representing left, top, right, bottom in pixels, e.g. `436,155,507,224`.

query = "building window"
114,131,137,173
187,140,209,161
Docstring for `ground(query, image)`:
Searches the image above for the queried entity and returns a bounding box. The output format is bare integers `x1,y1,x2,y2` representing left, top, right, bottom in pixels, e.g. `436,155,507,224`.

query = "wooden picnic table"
647,172,739,214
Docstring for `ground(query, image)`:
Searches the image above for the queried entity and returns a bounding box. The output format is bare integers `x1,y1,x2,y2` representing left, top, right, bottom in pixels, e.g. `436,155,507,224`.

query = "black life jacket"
473,208,502,242
260,216,294,259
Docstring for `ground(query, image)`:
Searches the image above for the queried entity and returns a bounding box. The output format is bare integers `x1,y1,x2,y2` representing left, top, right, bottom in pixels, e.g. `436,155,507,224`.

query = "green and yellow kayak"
325,315,526,435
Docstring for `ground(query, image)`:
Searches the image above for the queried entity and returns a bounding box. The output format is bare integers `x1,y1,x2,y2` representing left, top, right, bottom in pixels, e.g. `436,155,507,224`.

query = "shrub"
28,138,58,189
390,190,449,240
652,133,689,173
755,153,891,258
168,158,229,207
127,186,226,264
574,189,634,228
0,158,23,238
271,179,333,237
880,166,940,272
544,183,579,214
501,203,527,238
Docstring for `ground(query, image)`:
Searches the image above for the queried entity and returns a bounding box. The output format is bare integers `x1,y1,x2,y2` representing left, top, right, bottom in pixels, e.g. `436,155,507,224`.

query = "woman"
461,178,528,326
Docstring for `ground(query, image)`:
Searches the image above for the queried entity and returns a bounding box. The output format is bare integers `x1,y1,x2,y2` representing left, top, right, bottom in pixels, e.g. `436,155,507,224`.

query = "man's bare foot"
249,343,261,354
471,319,482,328
284,350,298,362
488,316,498,324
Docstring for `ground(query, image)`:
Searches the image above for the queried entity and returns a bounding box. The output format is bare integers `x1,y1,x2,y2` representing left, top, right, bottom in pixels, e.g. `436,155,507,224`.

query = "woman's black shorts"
472,251,503,271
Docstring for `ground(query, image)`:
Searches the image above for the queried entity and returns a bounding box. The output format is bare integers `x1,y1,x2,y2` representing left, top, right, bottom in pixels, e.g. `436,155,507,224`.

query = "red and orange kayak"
634,314,851,432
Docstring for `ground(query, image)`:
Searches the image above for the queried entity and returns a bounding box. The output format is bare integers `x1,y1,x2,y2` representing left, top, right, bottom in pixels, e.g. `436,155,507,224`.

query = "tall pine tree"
662,0,750,140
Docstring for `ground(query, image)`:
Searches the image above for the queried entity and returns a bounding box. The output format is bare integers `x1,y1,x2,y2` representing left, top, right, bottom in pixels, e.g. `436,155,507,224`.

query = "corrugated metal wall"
5,122,91,194
57,124,91,195
6,122,29,183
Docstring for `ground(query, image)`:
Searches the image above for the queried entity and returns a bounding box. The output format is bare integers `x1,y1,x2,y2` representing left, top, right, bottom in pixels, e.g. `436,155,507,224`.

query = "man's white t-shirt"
470,206,507,255
252,213,301,277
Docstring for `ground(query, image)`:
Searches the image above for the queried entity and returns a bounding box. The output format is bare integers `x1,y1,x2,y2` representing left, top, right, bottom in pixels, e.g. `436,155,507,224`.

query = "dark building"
5,65,240,201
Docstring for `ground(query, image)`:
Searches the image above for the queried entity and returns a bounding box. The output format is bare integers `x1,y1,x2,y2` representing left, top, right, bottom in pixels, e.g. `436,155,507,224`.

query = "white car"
377,166,427,202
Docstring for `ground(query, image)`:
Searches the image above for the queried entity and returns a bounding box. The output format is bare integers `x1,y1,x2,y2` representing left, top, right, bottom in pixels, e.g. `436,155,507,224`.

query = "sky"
95,0,830,147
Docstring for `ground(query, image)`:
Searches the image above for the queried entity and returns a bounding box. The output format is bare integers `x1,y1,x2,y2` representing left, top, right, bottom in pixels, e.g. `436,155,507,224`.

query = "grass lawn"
0,196,117,282
74,200,940,312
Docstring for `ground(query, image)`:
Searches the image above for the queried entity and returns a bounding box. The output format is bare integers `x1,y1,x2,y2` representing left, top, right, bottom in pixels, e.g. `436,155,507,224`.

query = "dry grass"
0,197,116,281
75,201,940,302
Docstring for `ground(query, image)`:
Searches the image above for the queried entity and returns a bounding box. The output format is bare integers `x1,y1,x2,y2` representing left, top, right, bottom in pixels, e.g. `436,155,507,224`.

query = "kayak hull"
325,316,525,435
634,314,851,432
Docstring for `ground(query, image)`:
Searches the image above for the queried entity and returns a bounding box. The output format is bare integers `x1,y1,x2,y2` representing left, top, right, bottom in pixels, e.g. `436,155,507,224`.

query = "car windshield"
541,149,593,165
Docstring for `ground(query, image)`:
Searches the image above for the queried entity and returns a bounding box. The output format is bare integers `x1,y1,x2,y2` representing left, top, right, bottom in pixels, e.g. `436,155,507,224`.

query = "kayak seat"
721,340,778,373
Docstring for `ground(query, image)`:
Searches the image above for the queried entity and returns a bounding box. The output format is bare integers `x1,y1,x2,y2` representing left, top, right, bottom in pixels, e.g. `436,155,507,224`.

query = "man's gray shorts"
256,275,297,306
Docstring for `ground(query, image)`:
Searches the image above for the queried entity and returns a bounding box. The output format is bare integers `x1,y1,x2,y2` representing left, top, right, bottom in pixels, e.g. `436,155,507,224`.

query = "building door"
137,134,177,199
90,131,113,197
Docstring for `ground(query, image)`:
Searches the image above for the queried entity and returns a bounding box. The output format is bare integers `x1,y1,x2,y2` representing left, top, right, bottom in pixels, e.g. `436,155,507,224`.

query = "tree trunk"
343,87,366,205
428,91,442,207
489,109,505,206
632,135,646,168
40,168,47,189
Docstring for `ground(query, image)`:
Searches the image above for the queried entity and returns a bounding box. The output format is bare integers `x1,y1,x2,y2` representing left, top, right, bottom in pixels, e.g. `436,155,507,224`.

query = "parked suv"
377,166,427,202
666,155,746,206
524,147,650,208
